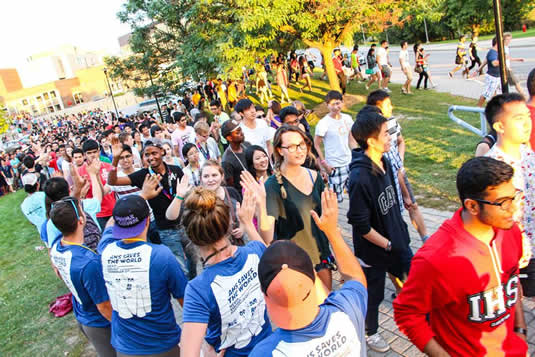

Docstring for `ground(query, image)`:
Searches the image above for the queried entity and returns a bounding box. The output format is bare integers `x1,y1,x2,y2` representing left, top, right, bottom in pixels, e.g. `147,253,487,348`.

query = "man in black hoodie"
347,105,413,353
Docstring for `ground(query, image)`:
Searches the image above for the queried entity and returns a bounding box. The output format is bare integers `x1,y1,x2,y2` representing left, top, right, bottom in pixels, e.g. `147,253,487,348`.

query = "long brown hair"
272,124,313,199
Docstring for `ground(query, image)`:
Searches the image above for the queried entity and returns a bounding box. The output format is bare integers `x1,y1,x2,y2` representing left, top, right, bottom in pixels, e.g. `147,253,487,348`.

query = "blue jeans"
158,228,190,278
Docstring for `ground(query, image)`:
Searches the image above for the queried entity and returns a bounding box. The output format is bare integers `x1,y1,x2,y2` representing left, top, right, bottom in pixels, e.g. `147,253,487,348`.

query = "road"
381,37,535,99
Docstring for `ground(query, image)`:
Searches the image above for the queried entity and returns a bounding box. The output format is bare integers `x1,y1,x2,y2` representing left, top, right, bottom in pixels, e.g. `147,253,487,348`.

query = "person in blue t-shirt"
20,172,46,235
477,37,501,107
179,175,273,357
48,196,115,357
100,194,188,357
250,189,369,357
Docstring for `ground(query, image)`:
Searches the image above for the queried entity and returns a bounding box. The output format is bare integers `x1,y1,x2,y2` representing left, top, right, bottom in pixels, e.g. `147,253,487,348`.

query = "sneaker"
448,72,453,78
365,84,370,90
384,87,392,93
367,333,390,352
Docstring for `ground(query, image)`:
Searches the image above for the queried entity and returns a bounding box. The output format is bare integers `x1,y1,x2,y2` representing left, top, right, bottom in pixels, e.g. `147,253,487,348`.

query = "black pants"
79,324,115,357
468,56,481,71
363,249,413,335
337,72,347,94
417,70,429,89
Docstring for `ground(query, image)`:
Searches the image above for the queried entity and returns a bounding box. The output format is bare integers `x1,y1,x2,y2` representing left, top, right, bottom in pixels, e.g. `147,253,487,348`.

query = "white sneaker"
384,88,392,93
367,333,390,353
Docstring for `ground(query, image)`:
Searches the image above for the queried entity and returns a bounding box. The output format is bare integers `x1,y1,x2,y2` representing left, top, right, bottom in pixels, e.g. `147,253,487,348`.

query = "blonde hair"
182,187,230,247
194,121,210,135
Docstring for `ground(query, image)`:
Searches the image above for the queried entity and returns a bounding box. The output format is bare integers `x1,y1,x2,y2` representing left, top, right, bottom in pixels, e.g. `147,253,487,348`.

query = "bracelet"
174,194,185,201
514,327,527,336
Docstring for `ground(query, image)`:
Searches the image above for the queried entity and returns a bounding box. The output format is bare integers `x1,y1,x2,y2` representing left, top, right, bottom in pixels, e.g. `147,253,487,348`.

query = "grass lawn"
1,73,483,355
0,191,88,356
250,74,482,210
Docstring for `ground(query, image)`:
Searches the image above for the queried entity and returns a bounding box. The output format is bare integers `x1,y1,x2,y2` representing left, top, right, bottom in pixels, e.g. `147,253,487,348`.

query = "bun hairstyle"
182,187,230,247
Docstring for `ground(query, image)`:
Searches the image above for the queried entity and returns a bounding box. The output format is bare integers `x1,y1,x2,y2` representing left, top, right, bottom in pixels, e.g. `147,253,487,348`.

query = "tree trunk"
318,44,341,92
471,23,480,38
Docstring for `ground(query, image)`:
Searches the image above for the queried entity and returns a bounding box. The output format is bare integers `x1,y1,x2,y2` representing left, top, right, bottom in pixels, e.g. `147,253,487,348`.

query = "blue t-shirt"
182,241,271,356
20,192,47,234
46,198,101,248
487,49,499,77
250,281,368,357
49,240,110,328
100,229,187,355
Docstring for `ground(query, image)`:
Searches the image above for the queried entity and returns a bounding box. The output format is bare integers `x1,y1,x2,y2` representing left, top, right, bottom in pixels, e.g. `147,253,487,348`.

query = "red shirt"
528,103,535,151
393,209,527,356
332,56,343,74
78,162,116,218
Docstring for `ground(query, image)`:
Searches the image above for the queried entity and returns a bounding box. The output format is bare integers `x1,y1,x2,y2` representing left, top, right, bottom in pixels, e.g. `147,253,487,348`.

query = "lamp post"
424,18,430,43
492,0,508,93
103,68,119,118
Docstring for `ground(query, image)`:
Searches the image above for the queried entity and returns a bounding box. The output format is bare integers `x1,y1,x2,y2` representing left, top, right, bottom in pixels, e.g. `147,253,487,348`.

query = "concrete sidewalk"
336,198,535,356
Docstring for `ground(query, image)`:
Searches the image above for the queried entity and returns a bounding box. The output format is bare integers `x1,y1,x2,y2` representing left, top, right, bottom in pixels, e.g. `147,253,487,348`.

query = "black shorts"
520,258,535,297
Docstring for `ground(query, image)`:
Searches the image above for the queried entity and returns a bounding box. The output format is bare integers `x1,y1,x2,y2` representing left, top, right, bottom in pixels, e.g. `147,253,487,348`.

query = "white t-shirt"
399,49,410,69
240,119,273,152
171,126,195,151
376,47,388,66
315,113,353,167
196,137,221,166
505,46,511,68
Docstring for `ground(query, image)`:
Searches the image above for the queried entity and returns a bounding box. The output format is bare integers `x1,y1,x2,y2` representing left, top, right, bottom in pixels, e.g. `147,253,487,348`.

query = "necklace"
201,244,231,267
229,145,247,171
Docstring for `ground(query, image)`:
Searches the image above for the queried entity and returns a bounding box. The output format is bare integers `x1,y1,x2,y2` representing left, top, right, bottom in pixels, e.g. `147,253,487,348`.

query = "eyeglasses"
280,142,307,153
51,198,80,220
472,190,522,211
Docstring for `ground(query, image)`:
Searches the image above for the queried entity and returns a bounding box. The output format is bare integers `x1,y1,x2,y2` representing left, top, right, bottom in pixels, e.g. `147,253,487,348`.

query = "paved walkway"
335,198,535,356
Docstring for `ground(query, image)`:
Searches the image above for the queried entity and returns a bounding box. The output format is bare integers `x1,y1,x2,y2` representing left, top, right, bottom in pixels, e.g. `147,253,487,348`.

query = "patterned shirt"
486,144,535,259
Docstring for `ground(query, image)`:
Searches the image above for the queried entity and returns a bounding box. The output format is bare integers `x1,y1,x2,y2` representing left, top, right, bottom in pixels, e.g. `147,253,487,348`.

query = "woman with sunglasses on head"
179,186,272,357
262,125,335,289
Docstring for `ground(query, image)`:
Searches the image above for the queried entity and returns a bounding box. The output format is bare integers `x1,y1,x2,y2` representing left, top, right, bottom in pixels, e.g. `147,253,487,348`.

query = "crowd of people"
1,38,535,356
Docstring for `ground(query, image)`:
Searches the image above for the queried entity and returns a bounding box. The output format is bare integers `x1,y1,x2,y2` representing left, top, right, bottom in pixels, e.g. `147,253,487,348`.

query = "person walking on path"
477,37,501,107
449,35,469,78
414,43,429,90
399,41,413,94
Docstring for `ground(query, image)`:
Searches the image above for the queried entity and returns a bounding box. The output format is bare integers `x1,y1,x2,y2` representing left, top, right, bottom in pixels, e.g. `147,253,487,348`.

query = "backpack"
83,212,102,250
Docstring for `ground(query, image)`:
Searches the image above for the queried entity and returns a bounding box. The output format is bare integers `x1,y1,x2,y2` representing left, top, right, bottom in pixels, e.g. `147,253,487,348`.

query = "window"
43,92,49,100
73,92,84,105
50,91,56,98
22,99,28,106
36,95,43,103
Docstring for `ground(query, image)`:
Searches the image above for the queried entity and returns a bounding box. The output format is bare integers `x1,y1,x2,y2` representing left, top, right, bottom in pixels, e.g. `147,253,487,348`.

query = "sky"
0,0,132,68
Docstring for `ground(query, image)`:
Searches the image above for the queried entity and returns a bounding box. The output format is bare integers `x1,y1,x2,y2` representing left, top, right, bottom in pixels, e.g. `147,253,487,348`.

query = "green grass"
0,191,88,356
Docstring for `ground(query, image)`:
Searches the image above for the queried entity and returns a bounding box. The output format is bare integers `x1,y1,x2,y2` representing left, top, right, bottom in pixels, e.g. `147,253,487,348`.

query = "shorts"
381,64,391,78
520,258,535,297
328,165,350,202
78,324,115,357
506,69,519,86
403,173,416,204
482,74,501,100
402,66,413,81
5,177,13,185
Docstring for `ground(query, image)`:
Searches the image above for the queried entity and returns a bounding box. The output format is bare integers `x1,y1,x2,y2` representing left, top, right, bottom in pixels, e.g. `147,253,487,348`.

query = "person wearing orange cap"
250,189,368,356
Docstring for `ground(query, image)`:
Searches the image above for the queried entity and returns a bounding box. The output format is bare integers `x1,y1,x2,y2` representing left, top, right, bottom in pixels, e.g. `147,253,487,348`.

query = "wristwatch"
385,241,392,252
514,327,527,336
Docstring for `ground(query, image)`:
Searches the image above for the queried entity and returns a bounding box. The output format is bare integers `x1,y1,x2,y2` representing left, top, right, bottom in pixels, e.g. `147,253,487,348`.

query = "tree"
0,109,10,135
443,0,533,37
186,0,416,91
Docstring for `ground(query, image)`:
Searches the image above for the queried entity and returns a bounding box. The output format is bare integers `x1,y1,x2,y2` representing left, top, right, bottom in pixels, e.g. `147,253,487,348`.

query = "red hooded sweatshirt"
393,208,527,356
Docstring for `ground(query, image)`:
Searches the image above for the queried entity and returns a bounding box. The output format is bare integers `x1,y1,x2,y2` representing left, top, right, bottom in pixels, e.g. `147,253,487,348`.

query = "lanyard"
197,142,211,160
122,238,146,244
60,239,97,255
148,166,174,199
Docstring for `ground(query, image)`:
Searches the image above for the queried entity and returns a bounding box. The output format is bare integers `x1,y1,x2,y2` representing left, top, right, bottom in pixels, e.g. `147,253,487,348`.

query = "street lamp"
103,68,120,119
